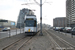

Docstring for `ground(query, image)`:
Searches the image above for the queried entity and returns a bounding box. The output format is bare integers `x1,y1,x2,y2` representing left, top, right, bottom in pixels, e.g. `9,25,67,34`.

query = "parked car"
55,27,61,31
63,27,72,33
59,27,64,31
2,27,10,31
71,27,75,35
53,27,56,30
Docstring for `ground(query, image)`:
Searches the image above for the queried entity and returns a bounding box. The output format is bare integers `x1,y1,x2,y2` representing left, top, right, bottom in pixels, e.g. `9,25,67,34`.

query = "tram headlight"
25,30,27,32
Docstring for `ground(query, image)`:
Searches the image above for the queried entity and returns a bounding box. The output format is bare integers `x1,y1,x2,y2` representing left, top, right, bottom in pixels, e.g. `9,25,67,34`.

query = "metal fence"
0,28,24,39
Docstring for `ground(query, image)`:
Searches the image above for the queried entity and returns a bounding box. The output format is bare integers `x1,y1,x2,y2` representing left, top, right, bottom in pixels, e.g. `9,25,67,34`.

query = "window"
73,27,75,31
25,20,36,27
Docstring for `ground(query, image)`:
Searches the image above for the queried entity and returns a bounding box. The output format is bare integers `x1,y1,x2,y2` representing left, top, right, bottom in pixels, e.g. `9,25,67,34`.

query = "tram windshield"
25,20,36,27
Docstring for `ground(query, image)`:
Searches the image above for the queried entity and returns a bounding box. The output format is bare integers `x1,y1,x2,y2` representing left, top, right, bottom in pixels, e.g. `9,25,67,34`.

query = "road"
0,29,24,39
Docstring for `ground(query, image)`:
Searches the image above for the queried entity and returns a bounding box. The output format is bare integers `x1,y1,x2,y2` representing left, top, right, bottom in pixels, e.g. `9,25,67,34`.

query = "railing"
0,28,25,39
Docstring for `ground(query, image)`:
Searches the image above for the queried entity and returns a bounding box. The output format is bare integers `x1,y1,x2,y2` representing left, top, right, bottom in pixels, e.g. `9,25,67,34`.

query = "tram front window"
25,20,36,27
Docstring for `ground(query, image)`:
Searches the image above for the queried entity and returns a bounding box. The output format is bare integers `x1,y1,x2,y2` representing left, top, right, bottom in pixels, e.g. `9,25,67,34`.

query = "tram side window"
34,21,36,27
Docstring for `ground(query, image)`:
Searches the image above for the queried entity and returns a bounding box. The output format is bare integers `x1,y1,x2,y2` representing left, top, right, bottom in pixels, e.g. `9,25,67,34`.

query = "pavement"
0,33,25,50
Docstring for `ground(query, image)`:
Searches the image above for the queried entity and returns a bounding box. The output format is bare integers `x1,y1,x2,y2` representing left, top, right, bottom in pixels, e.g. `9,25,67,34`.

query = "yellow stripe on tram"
28,29,30,32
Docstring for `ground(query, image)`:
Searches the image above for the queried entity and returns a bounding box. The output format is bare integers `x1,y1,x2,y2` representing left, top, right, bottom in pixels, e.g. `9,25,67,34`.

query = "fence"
0,28,24,39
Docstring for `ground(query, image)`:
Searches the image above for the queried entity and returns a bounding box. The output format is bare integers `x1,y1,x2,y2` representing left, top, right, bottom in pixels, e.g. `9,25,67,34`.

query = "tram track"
18,36,33,50
2,35,34,50
45,29,75,50
51,30,75,48
18,31,40,50
44,30,62,50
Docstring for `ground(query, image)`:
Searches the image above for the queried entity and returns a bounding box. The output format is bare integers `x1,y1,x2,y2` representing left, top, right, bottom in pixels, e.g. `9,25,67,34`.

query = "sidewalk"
0,33,25,50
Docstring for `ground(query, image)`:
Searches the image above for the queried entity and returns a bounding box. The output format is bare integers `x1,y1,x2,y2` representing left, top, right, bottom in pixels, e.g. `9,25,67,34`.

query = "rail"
2,36,33,50
48,29,75,50
44,30,62,50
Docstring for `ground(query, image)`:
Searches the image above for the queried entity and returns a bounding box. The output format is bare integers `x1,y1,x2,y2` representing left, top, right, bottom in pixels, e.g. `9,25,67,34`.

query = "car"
53,27,56,30
63,27,72,33
2,27,10,31
55,27,61,31
71,27,75,35
59,27,64,31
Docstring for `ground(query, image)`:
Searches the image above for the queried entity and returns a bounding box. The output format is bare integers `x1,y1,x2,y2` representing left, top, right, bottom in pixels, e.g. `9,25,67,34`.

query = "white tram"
24,15,38,35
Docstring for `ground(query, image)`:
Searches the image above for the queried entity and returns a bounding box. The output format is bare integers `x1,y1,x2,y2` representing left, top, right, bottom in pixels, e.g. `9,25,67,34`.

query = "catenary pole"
39,0,43,36
22,0,45,36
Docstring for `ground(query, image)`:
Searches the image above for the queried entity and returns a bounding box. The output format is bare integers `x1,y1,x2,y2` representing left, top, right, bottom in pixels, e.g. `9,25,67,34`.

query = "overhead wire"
42,0,46,5
34,0,40,6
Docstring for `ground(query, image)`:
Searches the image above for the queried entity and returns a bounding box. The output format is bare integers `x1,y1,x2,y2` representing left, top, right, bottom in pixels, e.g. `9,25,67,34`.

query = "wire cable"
34,0,40,6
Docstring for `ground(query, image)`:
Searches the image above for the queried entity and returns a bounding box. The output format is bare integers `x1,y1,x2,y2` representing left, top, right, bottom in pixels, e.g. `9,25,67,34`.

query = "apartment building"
66,0,75,27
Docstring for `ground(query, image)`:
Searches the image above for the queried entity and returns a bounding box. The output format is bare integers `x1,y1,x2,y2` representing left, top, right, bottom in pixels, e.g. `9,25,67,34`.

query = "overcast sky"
0,0,66,26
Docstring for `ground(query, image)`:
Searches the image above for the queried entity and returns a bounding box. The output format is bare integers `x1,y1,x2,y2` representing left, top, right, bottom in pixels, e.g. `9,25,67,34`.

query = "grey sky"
0,0,66,26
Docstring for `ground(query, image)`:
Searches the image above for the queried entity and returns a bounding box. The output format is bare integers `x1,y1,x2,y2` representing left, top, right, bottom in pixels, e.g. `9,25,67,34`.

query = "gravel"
20,30,54,50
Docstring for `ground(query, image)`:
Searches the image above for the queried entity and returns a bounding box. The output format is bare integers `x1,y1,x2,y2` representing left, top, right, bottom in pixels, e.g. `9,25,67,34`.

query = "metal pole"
23,17,24,33
16,28,17,35
9,30,11,37
39,0,43,36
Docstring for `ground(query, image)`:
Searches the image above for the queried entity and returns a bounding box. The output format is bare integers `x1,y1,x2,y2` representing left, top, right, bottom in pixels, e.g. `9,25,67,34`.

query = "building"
66,0,75,27
42,24,51,29
17,8,34,28
53,17,67,27
0,19,16,28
